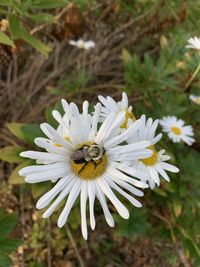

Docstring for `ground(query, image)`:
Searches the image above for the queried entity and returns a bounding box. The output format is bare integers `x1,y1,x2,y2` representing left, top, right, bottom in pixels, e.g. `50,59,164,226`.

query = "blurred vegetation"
0,0,200,266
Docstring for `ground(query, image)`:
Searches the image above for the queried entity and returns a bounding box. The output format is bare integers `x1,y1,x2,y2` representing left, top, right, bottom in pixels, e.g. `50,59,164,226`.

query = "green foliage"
115,207,152,239
0,146,24,163
4,101,62,200
122,5,200,260
6,122,45,145
8,160,34,185
21,124,45,144
47,69,94,96
31,182,51,198
0,209,21,267
0,31,15,47
0,0,69,56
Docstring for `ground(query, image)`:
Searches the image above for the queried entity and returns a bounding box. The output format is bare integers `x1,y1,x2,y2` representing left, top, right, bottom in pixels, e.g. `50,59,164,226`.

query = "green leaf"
0,212,17,241
0,239,21,253
20,26,52,57
0,146,24,163
6,122,27,142
8,160,34,185
115,208,152,238
8,15,22,39
0,253,12,267
0,31,15,47
28,13,56,23
9,14,51,57
153,188,168,197
30,0,68,9
0,0,10,6
21,124,45,144
31,182,50,198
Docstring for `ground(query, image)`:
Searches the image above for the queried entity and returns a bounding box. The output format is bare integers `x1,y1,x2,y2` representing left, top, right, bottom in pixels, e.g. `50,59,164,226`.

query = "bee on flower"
19,99,154,240
159,116,195,146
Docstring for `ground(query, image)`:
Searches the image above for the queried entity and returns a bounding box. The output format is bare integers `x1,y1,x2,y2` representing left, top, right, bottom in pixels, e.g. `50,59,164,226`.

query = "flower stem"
66,224,85,267
184,63,200,91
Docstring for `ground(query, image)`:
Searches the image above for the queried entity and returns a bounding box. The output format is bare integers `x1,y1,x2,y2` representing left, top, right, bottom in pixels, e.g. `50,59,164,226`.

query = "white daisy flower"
69,39,95,50
186,37,200,50
19,101,152,240
127,115,179,189
98,92,136,129
189,94,200,105
159,116,195,146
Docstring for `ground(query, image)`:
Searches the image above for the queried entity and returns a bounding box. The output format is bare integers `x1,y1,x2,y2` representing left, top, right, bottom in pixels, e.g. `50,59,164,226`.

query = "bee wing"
71,149,88,160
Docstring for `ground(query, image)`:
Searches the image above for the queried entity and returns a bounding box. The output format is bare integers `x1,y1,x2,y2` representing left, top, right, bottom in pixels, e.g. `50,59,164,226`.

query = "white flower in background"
160,116,195,146
98,92,135,129
19,101,152,240
186,37,200,50
189,94,200,105
69,39,95,50
127,115,179,189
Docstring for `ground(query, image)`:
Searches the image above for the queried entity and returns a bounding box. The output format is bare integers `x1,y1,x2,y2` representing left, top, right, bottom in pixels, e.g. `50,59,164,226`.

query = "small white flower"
159,116,195,146
189,94,200,105
98,92,135,129
127,115,179,189
186,37,200,50
69,39,95,50
19,101,152,240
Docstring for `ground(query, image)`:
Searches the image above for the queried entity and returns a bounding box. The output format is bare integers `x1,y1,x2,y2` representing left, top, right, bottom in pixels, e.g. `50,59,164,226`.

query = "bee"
71,144,106,175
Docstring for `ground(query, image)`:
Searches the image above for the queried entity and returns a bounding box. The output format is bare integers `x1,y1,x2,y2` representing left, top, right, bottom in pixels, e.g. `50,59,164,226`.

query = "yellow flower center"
120,111,136,129
70,141,108,180
171,126,182,135
141,145,158,166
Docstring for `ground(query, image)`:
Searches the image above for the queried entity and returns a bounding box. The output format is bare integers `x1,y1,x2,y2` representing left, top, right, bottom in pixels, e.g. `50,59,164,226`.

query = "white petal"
160,162,179,173
88,181,96,230
105,119,142,148
20,151,68,163
97,177,129,219
107,166,148,189
155,165,170,182
42,177,76,218
107,170,144,196
19,162,68,176
40,123,73,150
105,176,142,207
148,167,160,185
57,180,81,228
36,175,73,209
25,166,69,183
80,182,88,240
95,181,114,227
109,141,150,154
89,103,101,141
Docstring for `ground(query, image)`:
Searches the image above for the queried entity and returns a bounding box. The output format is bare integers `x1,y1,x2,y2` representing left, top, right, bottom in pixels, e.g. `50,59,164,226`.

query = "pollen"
120,111,136,129
70,142,108,180
54,136,71,147
171,126,182,135
141,145,158,166
54,143,62,147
